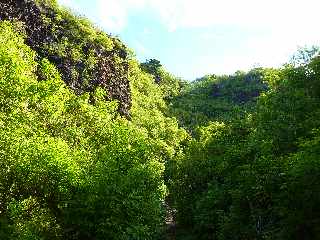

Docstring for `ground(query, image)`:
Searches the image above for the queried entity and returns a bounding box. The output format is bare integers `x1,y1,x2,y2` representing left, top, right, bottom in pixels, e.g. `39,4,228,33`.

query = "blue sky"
57,0,320,80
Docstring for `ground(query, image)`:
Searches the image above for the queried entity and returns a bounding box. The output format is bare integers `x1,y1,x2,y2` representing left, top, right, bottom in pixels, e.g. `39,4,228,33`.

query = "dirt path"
165,201,176,240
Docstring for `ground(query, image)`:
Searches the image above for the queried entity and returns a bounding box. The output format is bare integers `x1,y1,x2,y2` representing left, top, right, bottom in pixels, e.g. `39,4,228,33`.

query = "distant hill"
169,69,268,131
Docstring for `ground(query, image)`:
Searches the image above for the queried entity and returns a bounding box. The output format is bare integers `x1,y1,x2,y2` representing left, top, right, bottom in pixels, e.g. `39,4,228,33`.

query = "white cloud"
142,28,152,36
157,0,319,31
134,40,151,56
57,0,72,6
95,0,315,32
57,0,320,79
97,1,128,32
94,0,149,33
59,0,320,39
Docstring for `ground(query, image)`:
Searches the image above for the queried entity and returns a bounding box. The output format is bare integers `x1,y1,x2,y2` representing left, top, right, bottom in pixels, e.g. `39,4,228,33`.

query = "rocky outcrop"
0,0,131,116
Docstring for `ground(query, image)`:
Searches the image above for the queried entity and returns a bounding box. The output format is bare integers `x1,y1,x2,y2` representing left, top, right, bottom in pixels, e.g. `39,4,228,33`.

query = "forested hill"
0,1,320,239
168,69,268,131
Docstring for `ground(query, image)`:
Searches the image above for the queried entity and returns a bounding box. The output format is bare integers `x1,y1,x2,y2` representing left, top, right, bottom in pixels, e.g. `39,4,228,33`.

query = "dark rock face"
0,0,131,116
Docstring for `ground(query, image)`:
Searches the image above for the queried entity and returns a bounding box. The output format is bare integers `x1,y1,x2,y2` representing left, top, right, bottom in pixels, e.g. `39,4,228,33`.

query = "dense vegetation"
0,1,319,239
0,18,186,239
168,49,320,239
168,69,267,131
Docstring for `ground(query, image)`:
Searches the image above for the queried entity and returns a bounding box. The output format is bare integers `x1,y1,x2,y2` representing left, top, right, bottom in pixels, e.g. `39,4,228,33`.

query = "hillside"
0,1,320,240
168,69,268,131
167,51,320,239
0,0,130,115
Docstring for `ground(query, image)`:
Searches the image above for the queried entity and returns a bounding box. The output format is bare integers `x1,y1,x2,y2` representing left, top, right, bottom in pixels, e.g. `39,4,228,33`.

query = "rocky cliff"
0,0,131,116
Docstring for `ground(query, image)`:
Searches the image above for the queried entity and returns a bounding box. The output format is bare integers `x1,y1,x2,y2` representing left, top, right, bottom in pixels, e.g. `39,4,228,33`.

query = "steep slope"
0,0,131,115
0,2,187,238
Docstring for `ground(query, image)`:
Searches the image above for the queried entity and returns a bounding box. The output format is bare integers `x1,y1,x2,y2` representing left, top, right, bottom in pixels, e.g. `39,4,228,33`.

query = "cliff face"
0,0,131,116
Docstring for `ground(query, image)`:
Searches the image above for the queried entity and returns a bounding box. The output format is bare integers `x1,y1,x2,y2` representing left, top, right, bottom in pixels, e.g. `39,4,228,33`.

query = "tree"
141,59,163,83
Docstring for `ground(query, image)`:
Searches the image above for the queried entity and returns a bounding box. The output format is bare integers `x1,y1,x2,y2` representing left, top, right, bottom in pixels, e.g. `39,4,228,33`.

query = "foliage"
170,51,320,239
0,20,186,239
141,59,163,83
290,46,319,66
168,69,267,132
1,1,320,239
140,58,184,99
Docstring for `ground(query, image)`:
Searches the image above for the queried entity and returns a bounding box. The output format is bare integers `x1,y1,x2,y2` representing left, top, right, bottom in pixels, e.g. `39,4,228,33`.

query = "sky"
57,0,320,80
